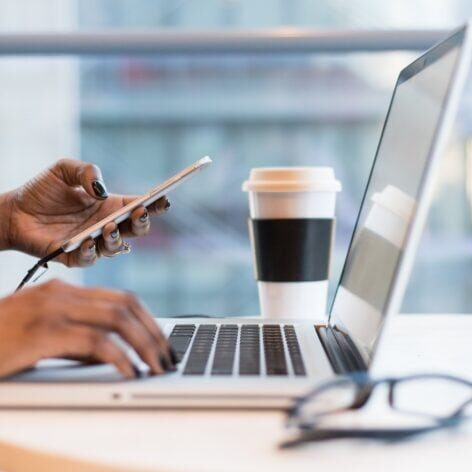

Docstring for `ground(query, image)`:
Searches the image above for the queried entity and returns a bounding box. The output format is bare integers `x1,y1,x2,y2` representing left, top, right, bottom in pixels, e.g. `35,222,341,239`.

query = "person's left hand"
5,158,170,267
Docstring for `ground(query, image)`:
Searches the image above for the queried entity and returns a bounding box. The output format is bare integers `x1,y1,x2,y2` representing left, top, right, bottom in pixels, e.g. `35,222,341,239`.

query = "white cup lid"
371,185,416,222
242,167,342,193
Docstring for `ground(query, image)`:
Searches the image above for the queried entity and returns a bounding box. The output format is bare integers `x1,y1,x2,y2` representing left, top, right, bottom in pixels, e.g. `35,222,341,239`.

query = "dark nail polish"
92,180,109,199
159,354,171,372
132,363,142,378
164,353,177,372
139,210,148,223
169,347,179,365
110,229,119,239
165,199,171,210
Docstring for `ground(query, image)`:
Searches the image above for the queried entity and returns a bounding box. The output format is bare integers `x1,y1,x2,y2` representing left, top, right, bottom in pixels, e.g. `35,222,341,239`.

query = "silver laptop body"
1,23,471,409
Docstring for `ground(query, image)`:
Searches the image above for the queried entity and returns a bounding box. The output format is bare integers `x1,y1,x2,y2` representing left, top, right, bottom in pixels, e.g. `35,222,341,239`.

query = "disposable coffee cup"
243,167,341,319
332,185,416,354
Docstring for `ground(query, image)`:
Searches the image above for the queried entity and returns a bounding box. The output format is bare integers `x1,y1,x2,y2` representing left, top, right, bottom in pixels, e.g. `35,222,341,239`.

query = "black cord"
15,247,64,292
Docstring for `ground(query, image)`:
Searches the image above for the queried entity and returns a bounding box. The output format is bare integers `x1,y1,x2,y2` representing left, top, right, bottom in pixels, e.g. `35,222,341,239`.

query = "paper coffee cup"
332,185,416,358
243,167,341,319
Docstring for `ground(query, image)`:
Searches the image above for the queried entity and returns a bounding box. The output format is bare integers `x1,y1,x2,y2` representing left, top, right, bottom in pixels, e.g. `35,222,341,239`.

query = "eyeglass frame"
281,372,472,449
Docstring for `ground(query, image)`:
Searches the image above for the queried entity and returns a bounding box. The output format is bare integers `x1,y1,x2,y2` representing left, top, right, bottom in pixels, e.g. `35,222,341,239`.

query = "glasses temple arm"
279,424,447,449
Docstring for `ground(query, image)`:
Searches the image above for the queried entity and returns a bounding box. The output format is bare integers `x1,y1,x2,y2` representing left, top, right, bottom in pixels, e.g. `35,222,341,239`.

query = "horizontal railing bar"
0,29,449,55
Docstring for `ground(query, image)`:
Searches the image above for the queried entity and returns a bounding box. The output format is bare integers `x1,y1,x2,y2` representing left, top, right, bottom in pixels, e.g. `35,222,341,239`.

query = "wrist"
0,190,16,251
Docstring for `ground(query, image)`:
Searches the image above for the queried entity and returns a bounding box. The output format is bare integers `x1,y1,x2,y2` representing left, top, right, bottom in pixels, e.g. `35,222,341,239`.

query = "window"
0,0,471,314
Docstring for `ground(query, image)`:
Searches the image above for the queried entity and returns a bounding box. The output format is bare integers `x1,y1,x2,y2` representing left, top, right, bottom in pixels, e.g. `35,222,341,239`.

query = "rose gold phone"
61,156,212,253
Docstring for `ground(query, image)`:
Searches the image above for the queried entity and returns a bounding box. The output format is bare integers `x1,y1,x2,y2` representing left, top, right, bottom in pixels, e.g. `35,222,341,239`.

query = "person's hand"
0,279,177,379
4,158,170,267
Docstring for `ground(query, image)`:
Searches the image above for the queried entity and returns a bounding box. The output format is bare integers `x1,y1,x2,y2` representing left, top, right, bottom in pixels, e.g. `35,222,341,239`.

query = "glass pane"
78,1,472,30
0,1,472,318
78,53,401,315
77,52,472,317
2,0,472,31
0,56,80,295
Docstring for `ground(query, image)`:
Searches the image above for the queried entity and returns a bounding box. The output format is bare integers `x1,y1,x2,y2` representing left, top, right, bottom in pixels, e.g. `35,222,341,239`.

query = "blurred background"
1,0,472,315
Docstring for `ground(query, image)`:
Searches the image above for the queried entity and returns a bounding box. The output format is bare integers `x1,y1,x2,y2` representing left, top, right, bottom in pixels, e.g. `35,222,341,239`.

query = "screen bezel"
328,24,470,367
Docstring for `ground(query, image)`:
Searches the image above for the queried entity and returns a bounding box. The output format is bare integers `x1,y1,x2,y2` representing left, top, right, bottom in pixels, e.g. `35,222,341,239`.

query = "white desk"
0,314,471,472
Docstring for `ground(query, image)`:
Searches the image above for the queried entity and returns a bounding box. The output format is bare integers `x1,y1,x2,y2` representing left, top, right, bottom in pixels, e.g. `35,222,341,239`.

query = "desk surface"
0,314,471,472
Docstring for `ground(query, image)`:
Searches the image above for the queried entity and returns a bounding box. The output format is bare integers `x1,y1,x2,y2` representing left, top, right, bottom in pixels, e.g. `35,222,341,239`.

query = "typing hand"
0,279,177,379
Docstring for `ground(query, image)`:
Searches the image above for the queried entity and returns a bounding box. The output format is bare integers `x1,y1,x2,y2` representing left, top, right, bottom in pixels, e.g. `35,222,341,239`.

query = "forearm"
0,191,15,251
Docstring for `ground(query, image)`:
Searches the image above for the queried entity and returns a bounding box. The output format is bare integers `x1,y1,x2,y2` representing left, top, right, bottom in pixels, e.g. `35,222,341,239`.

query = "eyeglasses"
281,372,472,449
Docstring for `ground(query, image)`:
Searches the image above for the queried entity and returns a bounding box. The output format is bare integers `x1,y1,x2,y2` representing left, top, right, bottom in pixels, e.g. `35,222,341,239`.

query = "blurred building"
75,1,472,315
1,0,472,314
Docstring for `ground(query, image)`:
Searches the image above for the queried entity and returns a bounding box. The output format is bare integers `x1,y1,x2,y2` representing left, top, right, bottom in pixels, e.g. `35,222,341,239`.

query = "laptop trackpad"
6,359,125,383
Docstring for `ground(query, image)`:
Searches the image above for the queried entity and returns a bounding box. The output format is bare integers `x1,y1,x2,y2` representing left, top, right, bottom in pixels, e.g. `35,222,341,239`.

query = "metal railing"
0,29,448,55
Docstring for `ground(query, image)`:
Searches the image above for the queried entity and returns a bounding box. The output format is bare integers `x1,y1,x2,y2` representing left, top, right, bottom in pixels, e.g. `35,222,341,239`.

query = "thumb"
53,158,109,200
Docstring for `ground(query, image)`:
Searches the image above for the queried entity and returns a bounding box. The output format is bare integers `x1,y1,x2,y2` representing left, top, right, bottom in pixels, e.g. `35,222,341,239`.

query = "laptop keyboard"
239,324,260,375
183,325,217,375
284,325,306,376
263,325,287,375
212,325,238,375
168,323,306,377
168,324,196,363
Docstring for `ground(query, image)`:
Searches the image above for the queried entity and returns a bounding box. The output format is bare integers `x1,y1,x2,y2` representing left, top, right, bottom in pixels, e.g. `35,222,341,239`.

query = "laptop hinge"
315,325,367,374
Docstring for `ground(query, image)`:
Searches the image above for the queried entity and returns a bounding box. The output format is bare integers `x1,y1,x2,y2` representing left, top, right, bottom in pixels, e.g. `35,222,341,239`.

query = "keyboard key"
168,324,196,362
263,325,287,376
283,325,306,376
239,325,260,375
183,325,217,375
211,325,238,375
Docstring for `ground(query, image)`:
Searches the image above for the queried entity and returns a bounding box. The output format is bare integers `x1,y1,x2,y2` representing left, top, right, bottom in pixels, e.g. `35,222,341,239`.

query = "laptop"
1,23,471,409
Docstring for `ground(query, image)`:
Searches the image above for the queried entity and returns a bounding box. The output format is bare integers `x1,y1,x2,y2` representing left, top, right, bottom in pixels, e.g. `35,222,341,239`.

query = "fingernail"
159,354,171,372
165,199,171,210
110,229,119,239
139,210,148,223
169,347,179,365
86,241,96,254
92,180,109,199
132,363,142,378
164,353,177,372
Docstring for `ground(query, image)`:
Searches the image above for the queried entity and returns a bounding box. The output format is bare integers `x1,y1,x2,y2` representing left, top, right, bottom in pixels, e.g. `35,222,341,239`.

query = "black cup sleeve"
249,218,334,282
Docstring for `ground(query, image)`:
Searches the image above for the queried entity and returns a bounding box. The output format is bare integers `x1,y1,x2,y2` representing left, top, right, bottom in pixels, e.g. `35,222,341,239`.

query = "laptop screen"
330,29,465,365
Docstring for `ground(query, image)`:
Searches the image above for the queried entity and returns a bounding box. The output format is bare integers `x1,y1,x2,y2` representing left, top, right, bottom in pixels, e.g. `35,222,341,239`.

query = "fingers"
72,286,175,369
52,158,109,200
117,206,152,239
51,325,136,379
98,222,124,257
118,196,170,238
72,223,126,263
121,195,170,215
67,238,98,268
121,292,176,366
39,280,175,376
146,195,171,215
64,195,170,266
7,279,176,380
65,299,167,375
130,206,150,237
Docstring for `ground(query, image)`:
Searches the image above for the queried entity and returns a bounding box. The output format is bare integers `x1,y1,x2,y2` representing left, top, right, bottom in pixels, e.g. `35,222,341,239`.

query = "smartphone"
61,156,212,253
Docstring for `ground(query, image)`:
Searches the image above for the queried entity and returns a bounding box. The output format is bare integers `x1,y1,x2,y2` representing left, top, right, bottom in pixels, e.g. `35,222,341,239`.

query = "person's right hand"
0,279,176,379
